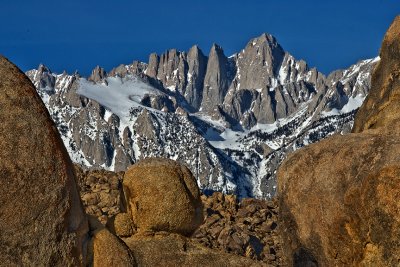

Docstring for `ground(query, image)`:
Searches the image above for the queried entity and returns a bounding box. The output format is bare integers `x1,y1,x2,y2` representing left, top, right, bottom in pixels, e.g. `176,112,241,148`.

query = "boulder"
107,213,136,238
0,56,89,265
123,158,203,236
277,16,400,266
87,216,136,267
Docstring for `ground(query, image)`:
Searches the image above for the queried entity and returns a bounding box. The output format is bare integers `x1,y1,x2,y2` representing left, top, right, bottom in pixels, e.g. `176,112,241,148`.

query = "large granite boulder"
0,56,89,266
123,158,203,236
277,16,400,266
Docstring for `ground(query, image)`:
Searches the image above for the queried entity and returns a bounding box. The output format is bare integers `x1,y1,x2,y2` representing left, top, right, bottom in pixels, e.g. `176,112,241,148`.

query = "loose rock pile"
75,165,124,224
193,193,283,266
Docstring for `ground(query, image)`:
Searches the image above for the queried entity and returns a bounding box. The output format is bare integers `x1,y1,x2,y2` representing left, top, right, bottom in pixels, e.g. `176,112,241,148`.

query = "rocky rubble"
75,165,124,224
193,193,283,266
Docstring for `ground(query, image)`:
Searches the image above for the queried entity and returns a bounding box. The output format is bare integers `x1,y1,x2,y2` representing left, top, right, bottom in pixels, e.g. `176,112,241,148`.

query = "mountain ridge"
26,32,378,198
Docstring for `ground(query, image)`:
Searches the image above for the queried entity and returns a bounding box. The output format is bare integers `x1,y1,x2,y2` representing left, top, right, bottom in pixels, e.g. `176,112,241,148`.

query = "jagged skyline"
1,0,399,76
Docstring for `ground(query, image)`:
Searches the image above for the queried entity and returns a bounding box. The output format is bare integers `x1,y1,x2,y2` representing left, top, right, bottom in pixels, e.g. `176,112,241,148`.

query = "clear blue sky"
1,0,399,76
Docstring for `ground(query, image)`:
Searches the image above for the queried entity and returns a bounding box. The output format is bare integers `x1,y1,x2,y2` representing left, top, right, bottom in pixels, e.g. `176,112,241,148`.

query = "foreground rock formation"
115,158,270,266
278,16,400,266
0,56,89,266
75,162,284,265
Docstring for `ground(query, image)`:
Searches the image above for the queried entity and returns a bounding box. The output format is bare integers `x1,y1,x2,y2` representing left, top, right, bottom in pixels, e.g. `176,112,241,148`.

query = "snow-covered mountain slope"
26,34,378,198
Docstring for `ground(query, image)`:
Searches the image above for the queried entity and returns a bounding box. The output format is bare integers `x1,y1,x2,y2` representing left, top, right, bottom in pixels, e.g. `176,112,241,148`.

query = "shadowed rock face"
353,16,400,133
0,56,89,266
277,16,400,266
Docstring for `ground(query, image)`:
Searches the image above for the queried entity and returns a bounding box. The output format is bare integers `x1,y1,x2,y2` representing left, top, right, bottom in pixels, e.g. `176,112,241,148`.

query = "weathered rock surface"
278,16,400,266
0,56,89,265
353,15,400,133
278,133,400,266
123,158,203,236
107,213,136,238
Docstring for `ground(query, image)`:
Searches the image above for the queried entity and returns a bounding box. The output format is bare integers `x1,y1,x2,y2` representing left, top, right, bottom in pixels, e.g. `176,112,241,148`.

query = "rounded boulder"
123,158,203,236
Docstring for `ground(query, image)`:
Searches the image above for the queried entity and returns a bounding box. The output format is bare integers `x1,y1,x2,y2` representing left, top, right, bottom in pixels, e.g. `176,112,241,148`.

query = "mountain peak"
210,43,224,54
38,63,52,74
88,65,107,83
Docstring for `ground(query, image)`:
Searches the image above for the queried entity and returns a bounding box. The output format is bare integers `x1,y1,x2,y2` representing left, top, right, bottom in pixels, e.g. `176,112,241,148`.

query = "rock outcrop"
123,158,203,236
352,15,400,133
78,162,282,266
88,65,107,84
0,56,89,266
277,16,400,266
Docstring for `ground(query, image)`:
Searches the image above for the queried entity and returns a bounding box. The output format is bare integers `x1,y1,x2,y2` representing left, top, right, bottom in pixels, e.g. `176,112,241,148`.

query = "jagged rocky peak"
37,63,52,74
185,45,207,110
26,63,56,91
201,43,231,112
157,48,188,90
235,33,285,89
146,52,159,78
88,65,107,83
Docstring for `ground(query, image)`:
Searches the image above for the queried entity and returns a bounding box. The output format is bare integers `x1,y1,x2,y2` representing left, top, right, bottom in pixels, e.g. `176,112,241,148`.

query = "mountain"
26,33,378,198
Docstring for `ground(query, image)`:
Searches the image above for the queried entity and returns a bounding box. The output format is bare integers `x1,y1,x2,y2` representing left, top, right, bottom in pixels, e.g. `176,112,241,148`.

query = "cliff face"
277,16,400,266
